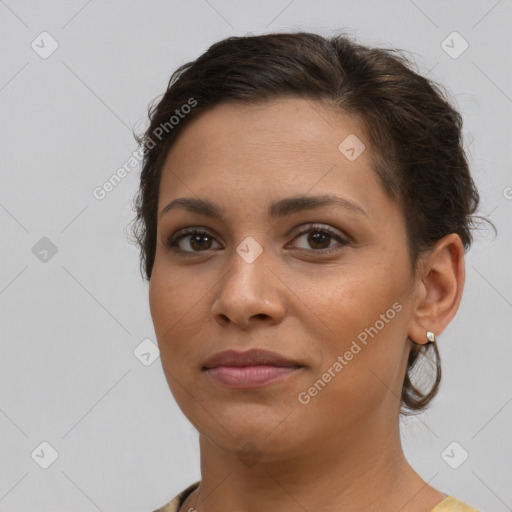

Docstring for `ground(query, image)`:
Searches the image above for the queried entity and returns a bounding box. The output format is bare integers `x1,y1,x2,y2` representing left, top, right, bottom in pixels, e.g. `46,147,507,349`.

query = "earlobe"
408,233,465,344
406,331,437,347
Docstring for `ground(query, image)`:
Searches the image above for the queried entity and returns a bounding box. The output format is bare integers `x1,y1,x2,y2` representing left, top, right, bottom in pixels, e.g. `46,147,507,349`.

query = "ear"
407,233,465,345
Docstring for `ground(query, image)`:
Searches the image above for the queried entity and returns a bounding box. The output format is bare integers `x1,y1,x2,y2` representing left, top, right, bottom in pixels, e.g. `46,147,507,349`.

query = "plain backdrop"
1,1,511,511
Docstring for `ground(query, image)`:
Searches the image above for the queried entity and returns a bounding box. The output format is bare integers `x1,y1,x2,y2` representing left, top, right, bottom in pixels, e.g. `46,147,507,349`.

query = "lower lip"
205,365,302,389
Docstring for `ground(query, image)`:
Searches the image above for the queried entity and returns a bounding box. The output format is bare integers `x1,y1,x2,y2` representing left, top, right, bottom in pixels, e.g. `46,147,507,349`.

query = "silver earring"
426,331,436,343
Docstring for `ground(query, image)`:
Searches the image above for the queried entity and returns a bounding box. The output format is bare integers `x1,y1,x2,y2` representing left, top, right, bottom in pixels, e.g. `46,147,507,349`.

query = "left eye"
287,225,348,252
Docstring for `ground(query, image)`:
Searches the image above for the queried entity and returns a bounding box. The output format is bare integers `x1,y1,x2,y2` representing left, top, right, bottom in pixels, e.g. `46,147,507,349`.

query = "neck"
180,412,444,512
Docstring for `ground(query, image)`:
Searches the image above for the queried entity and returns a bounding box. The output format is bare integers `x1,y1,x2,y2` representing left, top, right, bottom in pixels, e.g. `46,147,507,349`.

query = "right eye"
167,228,223,254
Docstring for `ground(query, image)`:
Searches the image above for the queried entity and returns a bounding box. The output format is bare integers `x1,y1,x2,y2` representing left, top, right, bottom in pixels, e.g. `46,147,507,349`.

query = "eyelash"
166,223,349,256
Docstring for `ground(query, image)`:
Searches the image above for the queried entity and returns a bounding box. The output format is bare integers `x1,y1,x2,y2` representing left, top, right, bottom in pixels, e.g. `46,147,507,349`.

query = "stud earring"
426,331,436,343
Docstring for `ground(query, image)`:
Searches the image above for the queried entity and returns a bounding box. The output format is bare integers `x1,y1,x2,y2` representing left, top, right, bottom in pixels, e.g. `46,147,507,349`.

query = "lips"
202,348,303,370
202,349,305,389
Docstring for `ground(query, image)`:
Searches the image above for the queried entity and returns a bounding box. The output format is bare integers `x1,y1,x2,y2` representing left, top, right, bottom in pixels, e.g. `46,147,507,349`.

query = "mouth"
202,349,305,389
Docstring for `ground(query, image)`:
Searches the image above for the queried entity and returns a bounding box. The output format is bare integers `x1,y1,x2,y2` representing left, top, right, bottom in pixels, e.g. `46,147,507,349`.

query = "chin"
198,404,297,440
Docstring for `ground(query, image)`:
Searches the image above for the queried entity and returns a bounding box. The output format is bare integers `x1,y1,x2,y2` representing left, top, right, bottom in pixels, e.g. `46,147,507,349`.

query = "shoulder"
153,486,477,512
431,496,480,512
153,481,201,512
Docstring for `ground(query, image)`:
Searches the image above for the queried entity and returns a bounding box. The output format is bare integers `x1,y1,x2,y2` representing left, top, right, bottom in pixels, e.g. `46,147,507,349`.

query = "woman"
131,31,486,512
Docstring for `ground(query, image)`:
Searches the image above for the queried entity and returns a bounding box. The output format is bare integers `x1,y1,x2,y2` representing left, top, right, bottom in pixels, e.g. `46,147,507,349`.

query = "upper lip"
202,349,303,369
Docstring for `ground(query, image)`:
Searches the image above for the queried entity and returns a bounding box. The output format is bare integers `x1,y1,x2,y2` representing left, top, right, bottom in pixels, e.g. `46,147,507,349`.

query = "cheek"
148,270,206,411
149,265,201,355
305,265,400,336
148,270,175,339
307,262,410,378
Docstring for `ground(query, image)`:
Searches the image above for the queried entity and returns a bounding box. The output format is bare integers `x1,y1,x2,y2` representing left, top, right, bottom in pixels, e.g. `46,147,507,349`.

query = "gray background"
1,1,511,511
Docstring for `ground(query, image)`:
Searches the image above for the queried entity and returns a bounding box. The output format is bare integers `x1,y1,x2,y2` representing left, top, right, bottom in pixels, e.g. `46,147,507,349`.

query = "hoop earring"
426,331,436,344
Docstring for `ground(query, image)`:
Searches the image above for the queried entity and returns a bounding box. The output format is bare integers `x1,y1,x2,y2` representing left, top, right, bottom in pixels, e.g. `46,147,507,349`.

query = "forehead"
158,98,391,221
165,98,367,164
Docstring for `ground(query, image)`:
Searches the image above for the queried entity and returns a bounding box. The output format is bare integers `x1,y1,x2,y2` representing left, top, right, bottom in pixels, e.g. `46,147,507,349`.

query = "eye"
166,223,349,255
167,228,222,254
286,224,348,253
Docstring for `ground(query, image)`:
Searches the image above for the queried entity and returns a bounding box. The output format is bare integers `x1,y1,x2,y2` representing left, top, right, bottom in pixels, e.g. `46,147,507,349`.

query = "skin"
148,98,465,512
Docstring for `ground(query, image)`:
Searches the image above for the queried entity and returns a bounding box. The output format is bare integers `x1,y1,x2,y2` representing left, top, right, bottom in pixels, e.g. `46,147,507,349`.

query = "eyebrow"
159,194,368,220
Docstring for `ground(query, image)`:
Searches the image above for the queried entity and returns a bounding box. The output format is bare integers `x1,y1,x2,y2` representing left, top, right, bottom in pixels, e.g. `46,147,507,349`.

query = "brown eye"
306,231,331,250
188,233,213,251
168,229,221,253
288,224,348,253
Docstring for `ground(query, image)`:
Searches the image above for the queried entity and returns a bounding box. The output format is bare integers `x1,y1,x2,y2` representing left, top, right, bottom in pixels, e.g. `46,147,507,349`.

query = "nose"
210,244,286,330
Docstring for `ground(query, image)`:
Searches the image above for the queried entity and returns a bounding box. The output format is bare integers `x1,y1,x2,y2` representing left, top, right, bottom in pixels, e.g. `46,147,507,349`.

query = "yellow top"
153,481,480,512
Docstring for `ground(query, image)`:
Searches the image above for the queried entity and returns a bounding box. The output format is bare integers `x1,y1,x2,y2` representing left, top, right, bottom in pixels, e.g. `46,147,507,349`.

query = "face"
149,98,420,461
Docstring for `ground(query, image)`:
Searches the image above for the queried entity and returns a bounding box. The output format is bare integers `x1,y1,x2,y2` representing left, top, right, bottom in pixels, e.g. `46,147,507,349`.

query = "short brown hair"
130,31,490,414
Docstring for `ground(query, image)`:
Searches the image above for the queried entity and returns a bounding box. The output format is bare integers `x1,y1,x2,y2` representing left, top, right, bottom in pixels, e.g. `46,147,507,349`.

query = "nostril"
216,313,229,323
